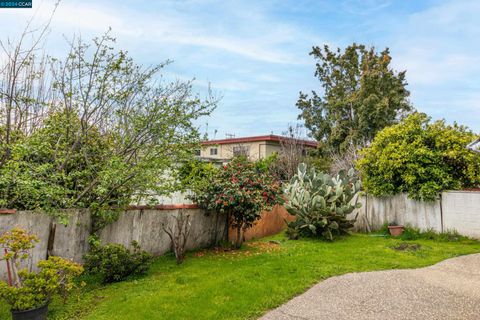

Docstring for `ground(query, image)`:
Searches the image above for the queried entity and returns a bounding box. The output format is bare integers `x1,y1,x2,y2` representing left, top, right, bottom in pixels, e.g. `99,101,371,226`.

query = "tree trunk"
234,225,243,249
213,211,219,246
224,210,230,242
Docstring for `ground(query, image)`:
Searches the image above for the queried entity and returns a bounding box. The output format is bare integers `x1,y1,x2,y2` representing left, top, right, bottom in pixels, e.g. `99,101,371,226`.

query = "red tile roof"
202,134,318,148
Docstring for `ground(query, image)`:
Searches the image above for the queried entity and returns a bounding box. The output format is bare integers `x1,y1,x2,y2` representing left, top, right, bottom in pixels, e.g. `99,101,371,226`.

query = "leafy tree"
193,157,282,248
297,44,413,154
0,9,56,167
0,32,216,231
357,113,480,201
177,159,218,195
0,110,113,213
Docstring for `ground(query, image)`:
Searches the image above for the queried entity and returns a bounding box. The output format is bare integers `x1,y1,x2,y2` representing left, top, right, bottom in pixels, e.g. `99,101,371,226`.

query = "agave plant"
284,163,361,240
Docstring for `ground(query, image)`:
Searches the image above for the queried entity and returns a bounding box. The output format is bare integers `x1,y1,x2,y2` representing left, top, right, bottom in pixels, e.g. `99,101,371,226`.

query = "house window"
210,148,218,156
233,146,250,157
194,149,201,156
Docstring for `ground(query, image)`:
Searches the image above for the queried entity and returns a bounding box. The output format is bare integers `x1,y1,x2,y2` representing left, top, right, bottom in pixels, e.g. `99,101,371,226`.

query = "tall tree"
0,31,217,230
297,44,413,154
0,5,58,166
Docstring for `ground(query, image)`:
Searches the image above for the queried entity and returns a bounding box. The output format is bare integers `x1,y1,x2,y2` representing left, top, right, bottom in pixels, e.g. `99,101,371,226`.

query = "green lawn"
2,233,480,320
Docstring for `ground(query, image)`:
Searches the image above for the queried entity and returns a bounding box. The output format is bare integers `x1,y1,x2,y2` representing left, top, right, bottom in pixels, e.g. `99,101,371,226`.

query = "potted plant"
387,222,404,237
0,227,83,320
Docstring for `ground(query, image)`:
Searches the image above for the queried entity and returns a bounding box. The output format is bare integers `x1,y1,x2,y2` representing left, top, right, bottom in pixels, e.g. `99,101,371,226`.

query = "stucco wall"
265,143,281,158
200,141,281,161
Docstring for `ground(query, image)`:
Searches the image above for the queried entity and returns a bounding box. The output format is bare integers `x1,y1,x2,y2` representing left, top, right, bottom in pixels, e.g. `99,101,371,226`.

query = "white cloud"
4,0,477,135
394,49,479,86
383,0,480,131
391,0,480,86
1,0,316,65
340,0,392,15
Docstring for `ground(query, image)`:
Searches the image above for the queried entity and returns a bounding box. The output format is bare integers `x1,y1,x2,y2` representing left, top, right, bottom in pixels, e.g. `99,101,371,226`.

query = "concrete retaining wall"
0,208,224,278
99,208,224,256
352,191,480,238
0,211,53,276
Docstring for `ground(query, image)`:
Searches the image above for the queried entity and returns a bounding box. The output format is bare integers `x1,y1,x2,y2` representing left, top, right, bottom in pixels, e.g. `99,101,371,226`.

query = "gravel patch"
260,254,480,320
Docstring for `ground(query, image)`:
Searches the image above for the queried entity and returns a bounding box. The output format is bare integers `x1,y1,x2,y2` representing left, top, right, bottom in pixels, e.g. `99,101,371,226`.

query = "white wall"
442,191,480,238
352,191,480,239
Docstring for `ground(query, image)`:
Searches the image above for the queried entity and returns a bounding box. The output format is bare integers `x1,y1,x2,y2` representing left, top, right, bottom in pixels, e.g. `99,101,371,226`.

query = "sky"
1,0,479,138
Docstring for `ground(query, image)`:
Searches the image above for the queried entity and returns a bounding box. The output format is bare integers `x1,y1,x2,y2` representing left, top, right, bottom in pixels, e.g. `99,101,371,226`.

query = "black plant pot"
11,304,48,320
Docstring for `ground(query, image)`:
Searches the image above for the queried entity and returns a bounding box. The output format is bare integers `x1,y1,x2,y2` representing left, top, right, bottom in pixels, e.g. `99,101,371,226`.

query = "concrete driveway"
260,254,480,320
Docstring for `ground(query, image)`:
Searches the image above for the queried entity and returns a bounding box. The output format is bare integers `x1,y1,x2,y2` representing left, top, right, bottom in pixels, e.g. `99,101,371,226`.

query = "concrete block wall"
352,191,480,238
442,191,480,238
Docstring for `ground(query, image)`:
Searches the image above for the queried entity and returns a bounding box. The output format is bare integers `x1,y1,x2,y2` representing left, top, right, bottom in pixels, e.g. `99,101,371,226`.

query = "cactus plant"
284,163,361,240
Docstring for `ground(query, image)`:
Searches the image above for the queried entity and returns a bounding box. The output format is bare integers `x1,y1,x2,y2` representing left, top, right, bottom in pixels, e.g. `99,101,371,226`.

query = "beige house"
200,134,317,162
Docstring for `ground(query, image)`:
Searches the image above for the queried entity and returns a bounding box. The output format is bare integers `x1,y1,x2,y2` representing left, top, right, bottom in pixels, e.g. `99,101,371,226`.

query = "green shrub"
283,163,361,240
83,241,152,283
357,112,480,201
380,224,472,242
177,159,218,194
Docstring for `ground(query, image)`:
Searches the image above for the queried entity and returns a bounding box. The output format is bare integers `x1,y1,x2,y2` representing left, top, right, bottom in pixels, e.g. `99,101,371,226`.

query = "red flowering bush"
194,157,282,248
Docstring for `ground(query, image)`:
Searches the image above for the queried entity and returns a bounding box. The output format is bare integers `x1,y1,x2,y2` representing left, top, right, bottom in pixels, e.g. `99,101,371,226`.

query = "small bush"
83,241,152,283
